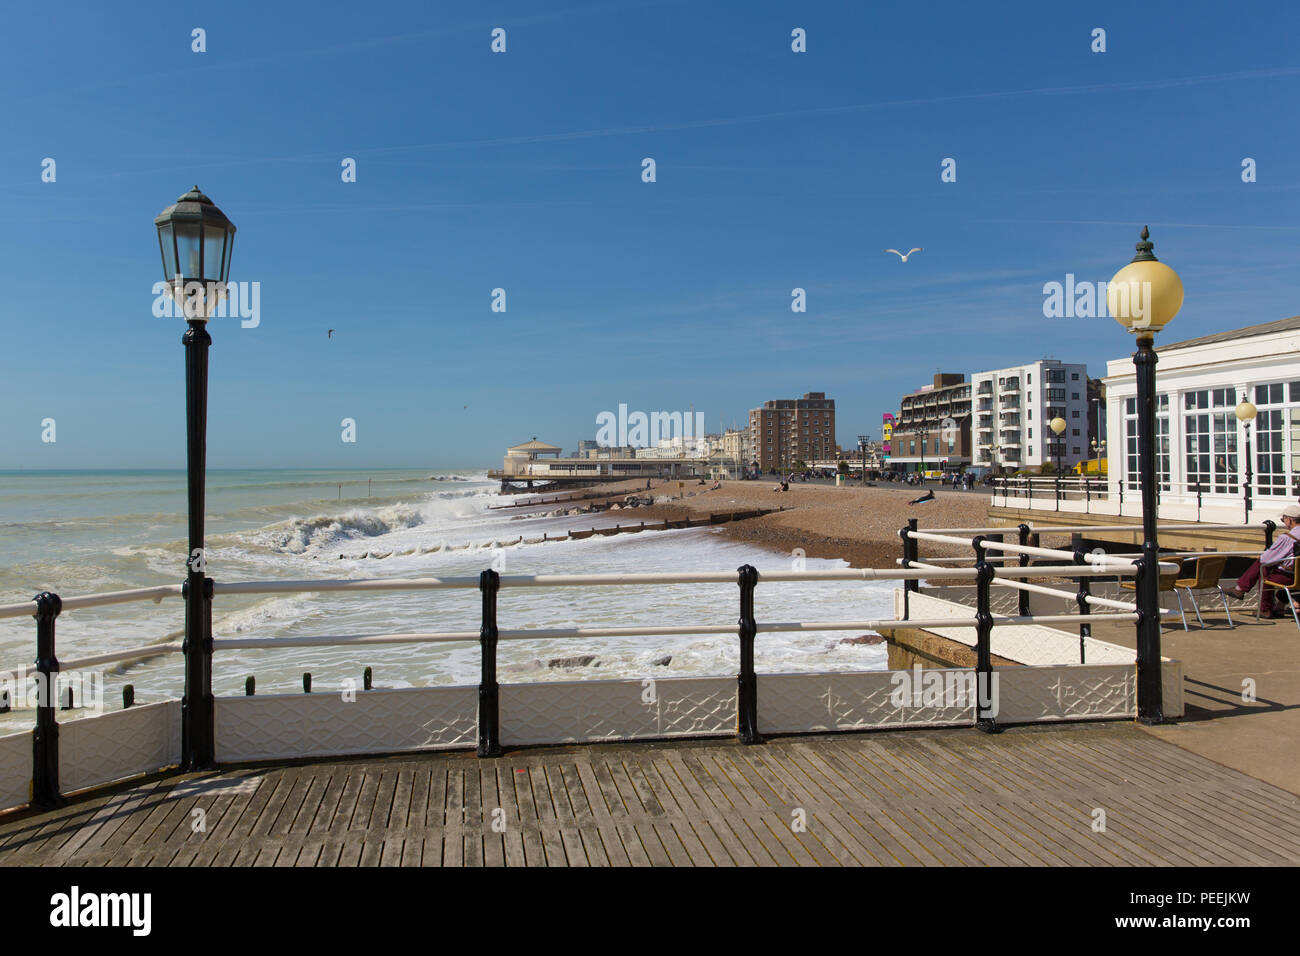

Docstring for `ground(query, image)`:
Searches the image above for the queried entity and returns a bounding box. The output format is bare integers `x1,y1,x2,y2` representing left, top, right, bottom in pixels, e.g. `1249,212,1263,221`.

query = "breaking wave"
256,506,427,554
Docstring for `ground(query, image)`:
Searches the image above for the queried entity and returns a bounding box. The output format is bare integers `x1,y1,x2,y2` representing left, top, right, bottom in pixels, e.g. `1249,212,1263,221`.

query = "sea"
0,469,890,730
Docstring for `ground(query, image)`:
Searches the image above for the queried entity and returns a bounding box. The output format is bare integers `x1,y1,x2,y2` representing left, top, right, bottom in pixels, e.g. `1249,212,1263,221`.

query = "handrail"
0,584,182,620
1,641,183,682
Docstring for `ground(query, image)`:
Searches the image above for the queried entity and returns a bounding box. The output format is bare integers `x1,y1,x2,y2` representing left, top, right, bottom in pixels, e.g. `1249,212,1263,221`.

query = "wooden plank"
510,762,546,866
573,761,631,866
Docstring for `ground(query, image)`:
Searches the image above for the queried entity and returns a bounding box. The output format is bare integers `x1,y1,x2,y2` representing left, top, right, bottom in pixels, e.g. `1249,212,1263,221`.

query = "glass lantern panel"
222,231,234,282
203,226,227,283
175,222,202,279
157,223,175,278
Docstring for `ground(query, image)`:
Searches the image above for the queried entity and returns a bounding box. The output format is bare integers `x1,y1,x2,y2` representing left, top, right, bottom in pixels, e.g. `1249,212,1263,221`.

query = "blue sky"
2,0,1298,469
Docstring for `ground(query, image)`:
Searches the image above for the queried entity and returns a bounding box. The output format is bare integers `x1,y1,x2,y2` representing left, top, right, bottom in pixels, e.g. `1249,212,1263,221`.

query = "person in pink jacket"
1226,505,1300,616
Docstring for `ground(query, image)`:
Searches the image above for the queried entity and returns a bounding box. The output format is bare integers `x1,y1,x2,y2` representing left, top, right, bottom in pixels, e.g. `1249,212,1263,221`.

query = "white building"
971,360,1090,473
1103,316,1300,520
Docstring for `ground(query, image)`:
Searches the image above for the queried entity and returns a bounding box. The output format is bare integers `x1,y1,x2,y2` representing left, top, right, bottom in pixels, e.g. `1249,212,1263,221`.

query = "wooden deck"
4,722,1300,866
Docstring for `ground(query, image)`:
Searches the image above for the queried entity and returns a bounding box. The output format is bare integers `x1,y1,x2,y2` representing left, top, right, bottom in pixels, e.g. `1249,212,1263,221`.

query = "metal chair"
1262,560,1300,629
1172,555,1233,628
1121,559,1189,630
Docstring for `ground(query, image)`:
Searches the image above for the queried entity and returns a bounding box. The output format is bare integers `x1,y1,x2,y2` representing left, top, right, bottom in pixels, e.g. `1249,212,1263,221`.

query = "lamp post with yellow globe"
1236,397,1257,523
1050,417,1067,506
1107,226,1183,724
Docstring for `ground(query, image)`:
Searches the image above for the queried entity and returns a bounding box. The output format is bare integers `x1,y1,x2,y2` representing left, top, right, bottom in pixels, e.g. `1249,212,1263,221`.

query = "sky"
2,0,1298,469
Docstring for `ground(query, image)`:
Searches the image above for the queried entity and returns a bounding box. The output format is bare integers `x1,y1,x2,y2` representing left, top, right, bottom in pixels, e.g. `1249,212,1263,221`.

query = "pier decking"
4,722,1298,866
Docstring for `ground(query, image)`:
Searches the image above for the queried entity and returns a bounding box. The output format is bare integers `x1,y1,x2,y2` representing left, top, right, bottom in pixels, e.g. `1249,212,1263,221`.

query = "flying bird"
327,329,335,338
884,248,923,262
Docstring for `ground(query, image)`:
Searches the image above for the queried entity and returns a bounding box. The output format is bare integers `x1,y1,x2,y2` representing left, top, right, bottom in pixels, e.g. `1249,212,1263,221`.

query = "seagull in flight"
327,329,335,338
884,248,923,262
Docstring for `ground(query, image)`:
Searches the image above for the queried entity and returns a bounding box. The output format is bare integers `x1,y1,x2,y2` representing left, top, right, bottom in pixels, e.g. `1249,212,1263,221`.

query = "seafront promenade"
4,722,1299,866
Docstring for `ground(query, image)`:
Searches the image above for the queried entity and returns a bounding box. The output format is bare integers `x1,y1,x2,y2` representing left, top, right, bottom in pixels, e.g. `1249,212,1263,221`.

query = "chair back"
1156,560,1183,591
1185,555,1228,589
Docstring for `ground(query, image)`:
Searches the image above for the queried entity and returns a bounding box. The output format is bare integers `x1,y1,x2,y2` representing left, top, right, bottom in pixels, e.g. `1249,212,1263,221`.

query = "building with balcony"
971,360,1090,474
887,373,972,472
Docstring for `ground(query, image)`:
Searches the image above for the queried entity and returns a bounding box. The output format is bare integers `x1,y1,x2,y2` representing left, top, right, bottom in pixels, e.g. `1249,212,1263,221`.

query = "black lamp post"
155,186,236,769
1108,226,1183,725
1236,397,1257,523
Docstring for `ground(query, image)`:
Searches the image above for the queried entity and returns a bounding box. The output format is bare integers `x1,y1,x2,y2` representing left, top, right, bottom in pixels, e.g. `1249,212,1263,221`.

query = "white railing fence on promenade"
2,517,1242,813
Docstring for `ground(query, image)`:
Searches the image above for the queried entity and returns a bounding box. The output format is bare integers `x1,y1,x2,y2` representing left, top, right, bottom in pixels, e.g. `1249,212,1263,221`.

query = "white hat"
1283,505,1300,520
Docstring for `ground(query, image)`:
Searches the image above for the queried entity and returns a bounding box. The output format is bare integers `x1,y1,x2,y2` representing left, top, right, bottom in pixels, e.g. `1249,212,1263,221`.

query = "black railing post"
1016,524,1031,616
1055,477,1061,511
1073,550,1091,664
736,565,763,745
477,568,502,757
1264,520,1276,550
32,591,64,808
971,538,997,734
900,518,919,619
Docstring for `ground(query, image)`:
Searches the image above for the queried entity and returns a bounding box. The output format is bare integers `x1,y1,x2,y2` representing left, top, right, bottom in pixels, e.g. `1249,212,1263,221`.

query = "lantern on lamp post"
1107,226,1183,725
154,186,237,770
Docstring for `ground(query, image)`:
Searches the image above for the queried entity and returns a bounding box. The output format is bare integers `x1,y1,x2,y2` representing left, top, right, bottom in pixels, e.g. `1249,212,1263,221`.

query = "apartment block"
971,359,1090,473
748,392,836,470
887,373,973,471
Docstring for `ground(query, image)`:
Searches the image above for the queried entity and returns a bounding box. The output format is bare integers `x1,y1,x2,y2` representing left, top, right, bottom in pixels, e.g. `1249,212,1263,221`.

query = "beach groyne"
331,508,778,559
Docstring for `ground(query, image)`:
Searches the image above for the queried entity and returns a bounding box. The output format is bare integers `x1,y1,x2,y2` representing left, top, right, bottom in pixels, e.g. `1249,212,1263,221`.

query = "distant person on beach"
1225,504,1300,615
909,489,936,505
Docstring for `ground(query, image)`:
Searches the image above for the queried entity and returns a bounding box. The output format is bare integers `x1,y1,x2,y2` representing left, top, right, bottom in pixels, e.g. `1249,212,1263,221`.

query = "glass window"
1183,389,1236,493
1125,394,1170,491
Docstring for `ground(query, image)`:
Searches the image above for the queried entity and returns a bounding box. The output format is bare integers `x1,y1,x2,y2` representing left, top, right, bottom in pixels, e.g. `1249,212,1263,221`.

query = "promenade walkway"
3,722,1298,866
1089,608,1300,796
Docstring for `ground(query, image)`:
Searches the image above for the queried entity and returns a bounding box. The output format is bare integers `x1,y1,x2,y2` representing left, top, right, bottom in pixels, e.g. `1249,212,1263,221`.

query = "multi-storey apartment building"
971,359,1090,473
887,374,973,472
748,392,836,470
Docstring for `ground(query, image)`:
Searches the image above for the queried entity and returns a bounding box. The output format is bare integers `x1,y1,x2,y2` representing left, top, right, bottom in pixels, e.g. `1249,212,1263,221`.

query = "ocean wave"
255,506,428,554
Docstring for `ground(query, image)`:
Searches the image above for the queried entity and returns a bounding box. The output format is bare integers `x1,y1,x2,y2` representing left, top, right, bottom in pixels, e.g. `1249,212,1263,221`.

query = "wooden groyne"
565,509,773,540
488,488,648,510
334,508,778,559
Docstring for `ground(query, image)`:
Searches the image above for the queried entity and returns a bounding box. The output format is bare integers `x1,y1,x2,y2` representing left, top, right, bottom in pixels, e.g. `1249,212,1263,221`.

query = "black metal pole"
900,518,918,618
736,564,763,744
1073,550,1091,665
181,319,214,770
32,591,64,807
1264,519,1276,550
971,538,996,734
477,568,502,757
1243,422,1253,524
1016,524,1031,616
1133,334,1164,724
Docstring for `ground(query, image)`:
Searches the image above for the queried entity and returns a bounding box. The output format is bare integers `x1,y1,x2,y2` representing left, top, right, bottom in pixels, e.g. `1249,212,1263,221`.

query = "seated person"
1226,504,1300,615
